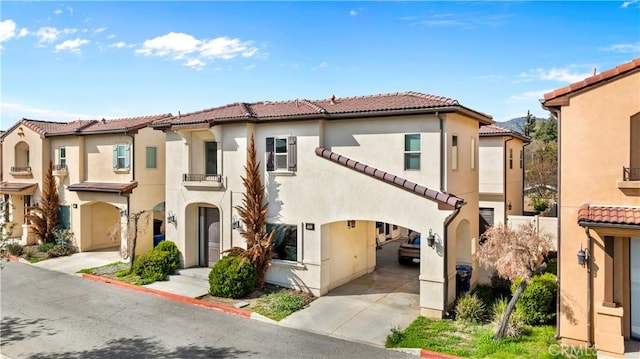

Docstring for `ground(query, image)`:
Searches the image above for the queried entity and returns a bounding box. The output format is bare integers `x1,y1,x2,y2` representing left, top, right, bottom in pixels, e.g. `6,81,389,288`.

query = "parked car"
398,232,420,265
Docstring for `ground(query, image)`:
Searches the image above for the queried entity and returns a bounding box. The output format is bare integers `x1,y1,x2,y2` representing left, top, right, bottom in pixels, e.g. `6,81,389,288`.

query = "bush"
511,273,557,325
491,297,525,337
209,255,256,299
474,284,511,307
544,257,557,275
154,240,181,273
6,242,23,256
455,293,486,323
133,250,172,282
38,242,54,253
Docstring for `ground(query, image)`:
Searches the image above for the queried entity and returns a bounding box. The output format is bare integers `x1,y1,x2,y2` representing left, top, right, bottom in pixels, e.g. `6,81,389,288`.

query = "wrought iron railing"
11,166,31,173
182,174,223,182
53,164,68,171
623,167,640,181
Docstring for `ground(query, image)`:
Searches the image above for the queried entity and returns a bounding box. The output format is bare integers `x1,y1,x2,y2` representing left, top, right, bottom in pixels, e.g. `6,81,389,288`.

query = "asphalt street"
0,261,413,359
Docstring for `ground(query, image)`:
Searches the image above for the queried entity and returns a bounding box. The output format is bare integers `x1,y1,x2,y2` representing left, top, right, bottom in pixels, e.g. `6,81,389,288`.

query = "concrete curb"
81,274,252,318
420,349,461,358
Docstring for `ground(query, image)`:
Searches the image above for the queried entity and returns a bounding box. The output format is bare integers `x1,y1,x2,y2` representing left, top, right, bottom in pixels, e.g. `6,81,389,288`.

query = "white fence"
507,215,558,251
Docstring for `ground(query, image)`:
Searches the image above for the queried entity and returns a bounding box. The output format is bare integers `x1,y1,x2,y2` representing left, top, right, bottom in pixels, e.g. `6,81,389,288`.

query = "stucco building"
153,91,493,317
542,57,640,357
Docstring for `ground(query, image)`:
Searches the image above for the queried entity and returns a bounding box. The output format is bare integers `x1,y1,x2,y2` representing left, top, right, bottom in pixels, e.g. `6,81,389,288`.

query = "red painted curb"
420,349,461,359
81,274,252,318
6,254,20,262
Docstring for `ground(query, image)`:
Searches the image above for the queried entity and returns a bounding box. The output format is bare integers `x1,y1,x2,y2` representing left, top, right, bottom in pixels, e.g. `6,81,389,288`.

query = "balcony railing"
623,167,640,181
182,173,224,190
10,166,32,173
53,164,68,171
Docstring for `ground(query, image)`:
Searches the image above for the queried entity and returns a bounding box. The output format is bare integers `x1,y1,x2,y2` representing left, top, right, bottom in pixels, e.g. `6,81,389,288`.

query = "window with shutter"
113,144,131,171
266,136,297,172
266,137,275,171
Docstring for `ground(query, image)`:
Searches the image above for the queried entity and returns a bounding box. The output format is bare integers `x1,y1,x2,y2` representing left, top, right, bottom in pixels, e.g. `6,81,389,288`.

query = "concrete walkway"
31,247,122,274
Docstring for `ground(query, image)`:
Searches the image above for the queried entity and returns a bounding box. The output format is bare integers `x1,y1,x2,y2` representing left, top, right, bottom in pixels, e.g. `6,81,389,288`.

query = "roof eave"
578,220,640,230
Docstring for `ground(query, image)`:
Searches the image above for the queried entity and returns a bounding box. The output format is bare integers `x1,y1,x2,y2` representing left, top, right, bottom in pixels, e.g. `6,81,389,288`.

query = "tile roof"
153,91,493,128
315,147,464,208
542,58,640,107
0,182,38,193
79,114,172,134
577,203,640,227
68,181,138,194
18,119,97,137
479,124,530,142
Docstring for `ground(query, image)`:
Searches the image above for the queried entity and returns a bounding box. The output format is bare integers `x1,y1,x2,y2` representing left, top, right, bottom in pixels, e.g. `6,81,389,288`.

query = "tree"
525,140,557,199
107,209,151,272
478,222,553,340
533,113,558,143
521,110,537,137
28,161,59,243
233,133,274,288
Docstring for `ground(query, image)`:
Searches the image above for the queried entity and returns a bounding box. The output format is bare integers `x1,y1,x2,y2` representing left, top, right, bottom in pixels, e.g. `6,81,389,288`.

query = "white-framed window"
59,147,67,168
267,223,298,261
404,134,420,170
266,136,297,172
452,135,458,170
112,144,131,171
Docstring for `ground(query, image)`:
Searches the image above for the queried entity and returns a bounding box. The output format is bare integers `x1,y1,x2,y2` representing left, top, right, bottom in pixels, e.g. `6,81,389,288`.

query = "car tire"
398,257,409,265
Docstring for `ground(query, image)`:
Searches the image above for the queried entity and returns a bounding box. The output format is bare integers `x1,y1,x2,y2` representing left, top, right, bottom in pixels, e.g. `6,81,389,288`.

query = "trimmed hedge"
154,240,181,273
133,240,182,282
209,255,257,299
512,272,557,325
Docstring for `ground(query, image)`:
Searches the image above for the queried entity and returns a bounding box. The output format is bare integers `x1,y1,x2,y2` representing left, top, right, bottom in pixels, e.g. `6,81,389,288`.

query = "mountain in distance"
495,116,547,134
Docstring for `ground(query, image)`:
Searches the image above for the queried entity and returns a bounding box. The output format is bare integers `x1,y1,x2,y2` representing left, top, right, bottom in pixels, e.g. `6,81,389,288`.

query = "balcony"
10,166,32,177
52,164,68,178
618,167,640,191
182,173,224,190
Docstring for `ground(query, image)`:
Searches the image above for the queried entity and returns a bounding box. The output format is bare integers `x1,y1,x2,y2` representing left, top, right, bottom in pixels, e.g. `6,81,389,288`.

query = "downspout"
443,203,464,315
503,136,513,223
437,112,445,192
584,225,593,347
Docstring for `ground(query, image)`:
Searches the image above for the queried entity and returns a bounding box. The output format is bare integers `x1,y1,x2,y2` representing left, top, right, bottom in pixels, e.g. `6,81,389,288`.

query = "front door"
198,207,220,267
631,237,640,340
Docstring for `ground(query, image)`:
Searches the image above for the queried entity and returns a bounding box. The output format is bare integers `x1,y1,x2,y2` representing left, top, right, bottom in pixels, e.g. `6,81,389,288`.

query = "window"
58,205,70,229
471,138,476,170
146,147,157,169
404,134,420,170
112,144,131,170
267,223,298,261
266,136,297,172
509,148,513,169
452,135,458,170
519,150,523,169
205,142,217,174
59,147,67,168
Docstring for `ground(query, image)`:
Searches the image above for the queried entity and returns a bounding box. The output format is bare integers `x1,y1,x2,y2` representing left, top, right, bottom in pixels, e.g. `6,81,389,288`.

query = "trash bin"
456,264,473,297
153,234,165,247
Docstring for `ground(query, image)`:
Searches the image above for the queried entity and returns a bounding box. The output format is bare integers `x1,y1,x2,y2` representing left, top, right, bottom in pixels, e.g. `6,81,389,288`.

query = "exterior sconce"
507,200,512,211
347,220,356,229
577,244,589,267
427,229,436,248
232,216,241,230
167,211,177,225
119,208,128,217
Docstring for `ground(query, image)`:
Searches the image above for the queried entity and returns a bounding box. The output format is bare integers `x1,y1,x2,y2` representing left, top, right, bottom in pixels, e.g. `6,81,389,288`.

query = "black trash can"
456,264,473,297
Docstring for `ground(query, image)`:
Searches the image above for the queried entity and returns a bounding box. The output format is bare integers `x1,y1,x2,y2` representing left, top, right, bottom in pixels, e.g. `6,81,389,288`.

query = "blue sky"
1,1,639,130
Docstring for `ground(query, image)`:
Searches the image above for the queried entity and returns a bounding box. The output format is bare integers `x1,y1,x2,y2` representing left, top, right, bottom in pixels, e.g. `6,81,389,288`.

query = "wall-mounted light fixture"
232,215,241,230
347,220,356,229
507,200,512,211
427,229,437,248
167,211,177,225
119,208,128,217
577,244,589,267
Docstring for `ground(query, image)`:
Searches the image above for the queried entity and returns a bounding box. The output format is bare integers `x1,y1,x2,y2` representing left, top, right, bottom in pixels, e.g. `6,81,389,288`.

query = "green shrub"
544,257,557,275
6,243,23,256
22,246,36,260
154,240,181,273
209,255,256,298
511,273,557,325
48,227,76,257
38,242,54,253
474,284,511,307
491,297,525,337
133,250,172,281
455,293,486,323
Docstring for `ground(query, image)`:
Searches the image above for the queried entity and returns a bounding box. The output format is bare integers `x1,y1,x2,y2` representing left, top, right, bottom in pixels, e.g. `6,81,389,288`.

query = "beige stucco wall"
555,70,640,354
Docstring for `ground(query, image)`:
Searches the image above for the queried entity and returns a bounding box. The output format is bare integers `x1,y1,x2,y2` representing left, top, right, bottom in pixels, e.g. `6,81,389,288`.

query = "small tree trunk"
128,214,140,272
494,278,528,340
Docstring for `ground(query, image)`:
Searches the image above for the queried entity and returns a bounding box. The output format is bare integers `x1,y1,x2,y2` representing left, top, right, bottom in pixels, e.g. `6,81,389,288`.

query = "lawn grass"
252,290,312,321
386,317,596,359
77,261,126,274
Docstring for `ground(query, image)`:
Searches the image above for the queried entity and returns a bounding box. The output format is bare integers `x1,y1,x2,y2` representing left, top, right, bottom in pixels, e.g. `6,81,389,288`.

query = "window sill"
269,171,296,177
270,259,306,270
113,169,131,174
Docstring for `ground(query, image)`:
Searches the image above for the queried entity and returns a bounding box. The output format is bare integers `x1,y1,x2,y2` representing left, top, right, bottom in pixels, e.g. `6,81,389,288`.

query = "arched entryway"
185,203,220,267
79,202,121,251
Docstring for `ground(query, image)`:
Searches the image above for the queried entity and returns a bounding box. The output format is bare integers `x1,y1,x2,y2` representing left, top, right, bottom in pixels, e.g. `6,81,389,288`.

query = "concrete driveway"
279,239,420,347
31,247,121,274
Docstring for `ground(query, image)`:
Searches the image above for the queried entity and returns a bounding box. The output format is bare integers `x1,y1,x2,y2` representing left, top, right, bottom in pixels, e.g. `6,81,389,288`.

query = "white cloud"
508,89,553,102
1,101,95,122
109,41,133,49
35,27,60,44
519,67,593,83
17,28,29,38
350,10,358,16
136,32,258,69
55,38,90,53
0,19,17,43
244,64,256,70
54,8,63,15
312,62,329,70
93,27,107,34
601,42,640,53
622,0,639,8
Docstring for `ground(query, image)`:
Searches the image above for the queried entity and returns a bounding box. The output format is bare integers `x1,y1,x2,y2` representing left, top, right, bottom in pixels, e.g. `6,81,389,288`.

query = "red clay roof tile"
577,203,640,226
67,181,138,194
543,58,640,104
